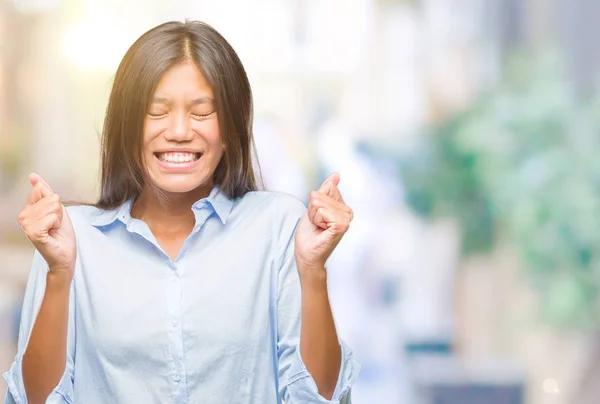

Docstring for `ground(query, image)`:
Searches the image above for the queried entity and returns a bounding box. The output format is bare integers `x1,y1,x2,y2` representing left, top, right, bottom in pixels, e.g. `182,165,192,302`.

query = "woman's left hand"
294,173,353,277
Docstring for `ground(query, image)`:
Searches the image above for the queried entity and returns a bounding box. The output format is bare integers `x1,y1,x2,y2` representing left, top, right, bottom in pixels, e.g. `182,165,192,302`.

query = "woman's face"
143,62,223,195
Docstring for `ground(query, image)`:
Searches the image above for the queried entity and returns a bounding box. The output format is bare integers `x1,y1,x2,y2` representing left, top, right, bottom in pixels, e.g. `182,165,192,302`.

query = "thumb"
29,172,45,187
317,172,340,194
29,173,54,196
26,173,55,206
29,173,39,187
326,172,340,187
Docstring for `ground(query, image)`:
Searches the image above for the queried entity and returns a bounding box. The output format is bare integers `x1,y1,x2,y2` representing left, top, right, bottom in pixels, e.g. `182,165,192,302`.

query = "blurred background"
1,0,600,403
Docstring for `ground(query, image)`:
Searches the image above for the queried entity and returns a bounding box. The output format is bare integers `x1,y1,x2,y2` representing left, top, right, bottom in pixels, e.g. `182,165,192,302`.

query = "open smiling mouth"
153,151,202,163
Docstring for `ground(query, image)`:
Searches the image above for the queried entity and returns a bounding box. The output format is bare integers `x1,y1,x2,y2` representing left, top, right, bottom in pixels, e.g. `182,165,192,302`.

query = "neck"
131,183,214,235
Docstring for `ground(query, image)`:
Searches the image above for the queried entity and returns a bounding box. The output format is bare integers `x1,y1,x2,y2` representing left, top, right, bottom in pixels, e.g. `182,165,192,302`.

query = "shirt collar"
91,186,234,228
90,199,133,228
192,186,234,225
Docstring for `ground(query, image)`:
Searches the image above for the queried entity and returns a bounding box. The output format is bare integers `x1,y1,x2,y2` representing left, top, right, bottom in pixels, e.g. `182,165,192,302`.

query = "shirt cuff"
285,340,361,403
3,355,73,404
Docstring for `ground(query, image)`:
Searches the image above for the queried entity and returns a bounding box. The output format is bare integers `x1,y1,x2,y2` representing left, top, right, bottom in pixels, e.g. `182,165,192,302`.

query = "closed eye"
191,111,214,120
147,112,168,118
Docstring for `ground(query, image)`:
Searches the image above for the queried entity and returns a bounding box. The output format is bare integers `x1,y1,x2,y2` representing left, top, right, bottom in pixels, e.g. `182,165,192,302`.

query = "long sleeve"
275,202,361,403
3,251,76,404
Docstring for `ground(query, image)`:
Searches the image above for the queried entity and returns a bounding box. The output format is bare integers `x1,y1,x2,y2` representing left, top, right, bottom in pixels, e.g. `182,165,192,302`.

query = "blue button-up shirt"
3,188,360,403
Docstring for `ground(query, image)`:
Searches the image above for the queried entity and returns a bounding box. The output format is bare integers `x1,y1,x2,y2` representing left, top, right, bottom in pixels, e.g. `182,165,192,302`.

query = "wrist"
46,269,73,291
48,262,74,274
298,265,328,291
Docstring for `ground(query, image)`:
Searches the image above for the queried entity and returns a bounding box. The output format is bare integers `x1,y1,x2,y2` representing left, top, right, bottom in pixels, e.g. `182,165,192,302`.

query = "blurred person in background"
3,20,360,404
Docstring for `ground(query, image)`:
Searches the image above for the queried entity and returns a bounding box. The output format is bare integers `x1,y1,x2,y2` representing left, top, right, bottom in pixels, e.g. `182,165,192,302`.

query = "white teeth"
157,152,198,163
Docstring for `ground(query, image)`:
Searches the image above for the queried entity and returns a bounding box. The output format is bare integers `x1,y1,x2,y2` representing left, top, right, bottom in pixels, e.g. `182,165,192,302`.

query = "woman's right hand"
18,173,76,277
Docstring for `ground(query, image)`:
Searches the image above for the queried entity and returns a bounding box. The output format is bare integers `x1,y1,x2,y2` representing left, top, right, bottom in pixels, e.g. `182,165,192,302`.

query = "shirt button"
171,319,178,327
173,374,182,383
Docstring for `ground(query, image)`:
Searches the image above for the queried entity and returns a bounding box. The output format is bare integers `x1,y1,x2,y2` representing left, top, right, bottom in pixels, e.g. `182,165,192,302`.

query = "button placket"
168,265,186,400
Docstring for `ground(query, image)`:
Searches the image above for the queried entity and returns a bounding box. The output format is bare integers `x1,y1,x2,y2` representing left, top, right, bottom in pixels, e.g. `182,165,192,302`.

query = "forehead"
153,62,213,97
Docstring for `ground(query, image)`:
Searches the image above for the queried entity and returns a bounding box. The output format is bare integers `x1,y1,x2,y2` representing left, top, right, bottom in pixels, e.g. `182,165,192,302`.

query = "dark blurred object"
556,0,600,99
405,340,453,356
427,385,523,404
491,0,600,98
412,356,524,404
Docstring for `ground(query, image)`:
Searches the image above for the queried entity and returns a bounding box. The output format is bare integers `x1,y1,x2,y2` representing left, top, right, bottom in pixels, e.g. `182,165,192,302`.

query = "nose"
164,111,193,142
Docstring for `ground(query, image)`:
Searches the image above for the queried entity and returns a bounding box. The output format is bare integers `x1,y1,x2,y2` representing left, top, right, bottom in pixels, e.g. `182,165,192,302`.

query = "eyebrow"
151,97,213,106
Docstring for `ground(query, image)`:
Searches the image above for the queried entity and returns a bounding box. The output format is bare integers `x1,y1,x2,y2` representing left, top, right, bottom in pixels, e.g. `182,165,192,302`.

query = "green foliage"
400,52,600,329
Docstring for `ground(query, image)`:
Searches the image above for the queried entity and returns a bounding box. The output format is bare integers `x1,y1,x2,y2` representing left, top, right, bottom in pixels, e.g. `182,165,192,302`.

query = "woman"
3,21,360,404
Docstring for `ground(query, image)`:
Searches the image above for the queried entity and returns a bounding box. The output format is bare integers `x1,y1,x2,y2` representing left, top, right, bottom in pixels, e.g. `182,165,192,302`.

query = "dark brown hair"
96,20,260,209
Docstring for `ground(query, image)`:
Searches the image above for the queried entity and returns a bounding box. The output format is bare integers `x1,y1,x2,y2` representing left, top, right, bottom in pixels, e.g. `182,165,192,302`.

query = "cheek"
201,120,222,150
143,120,162,149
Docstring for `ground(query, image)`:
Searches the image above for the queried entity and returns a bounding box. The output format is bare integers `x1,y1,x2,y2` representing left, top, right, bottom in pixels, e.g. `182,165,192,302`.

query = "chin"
149,173,214,196
157,184,202,194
